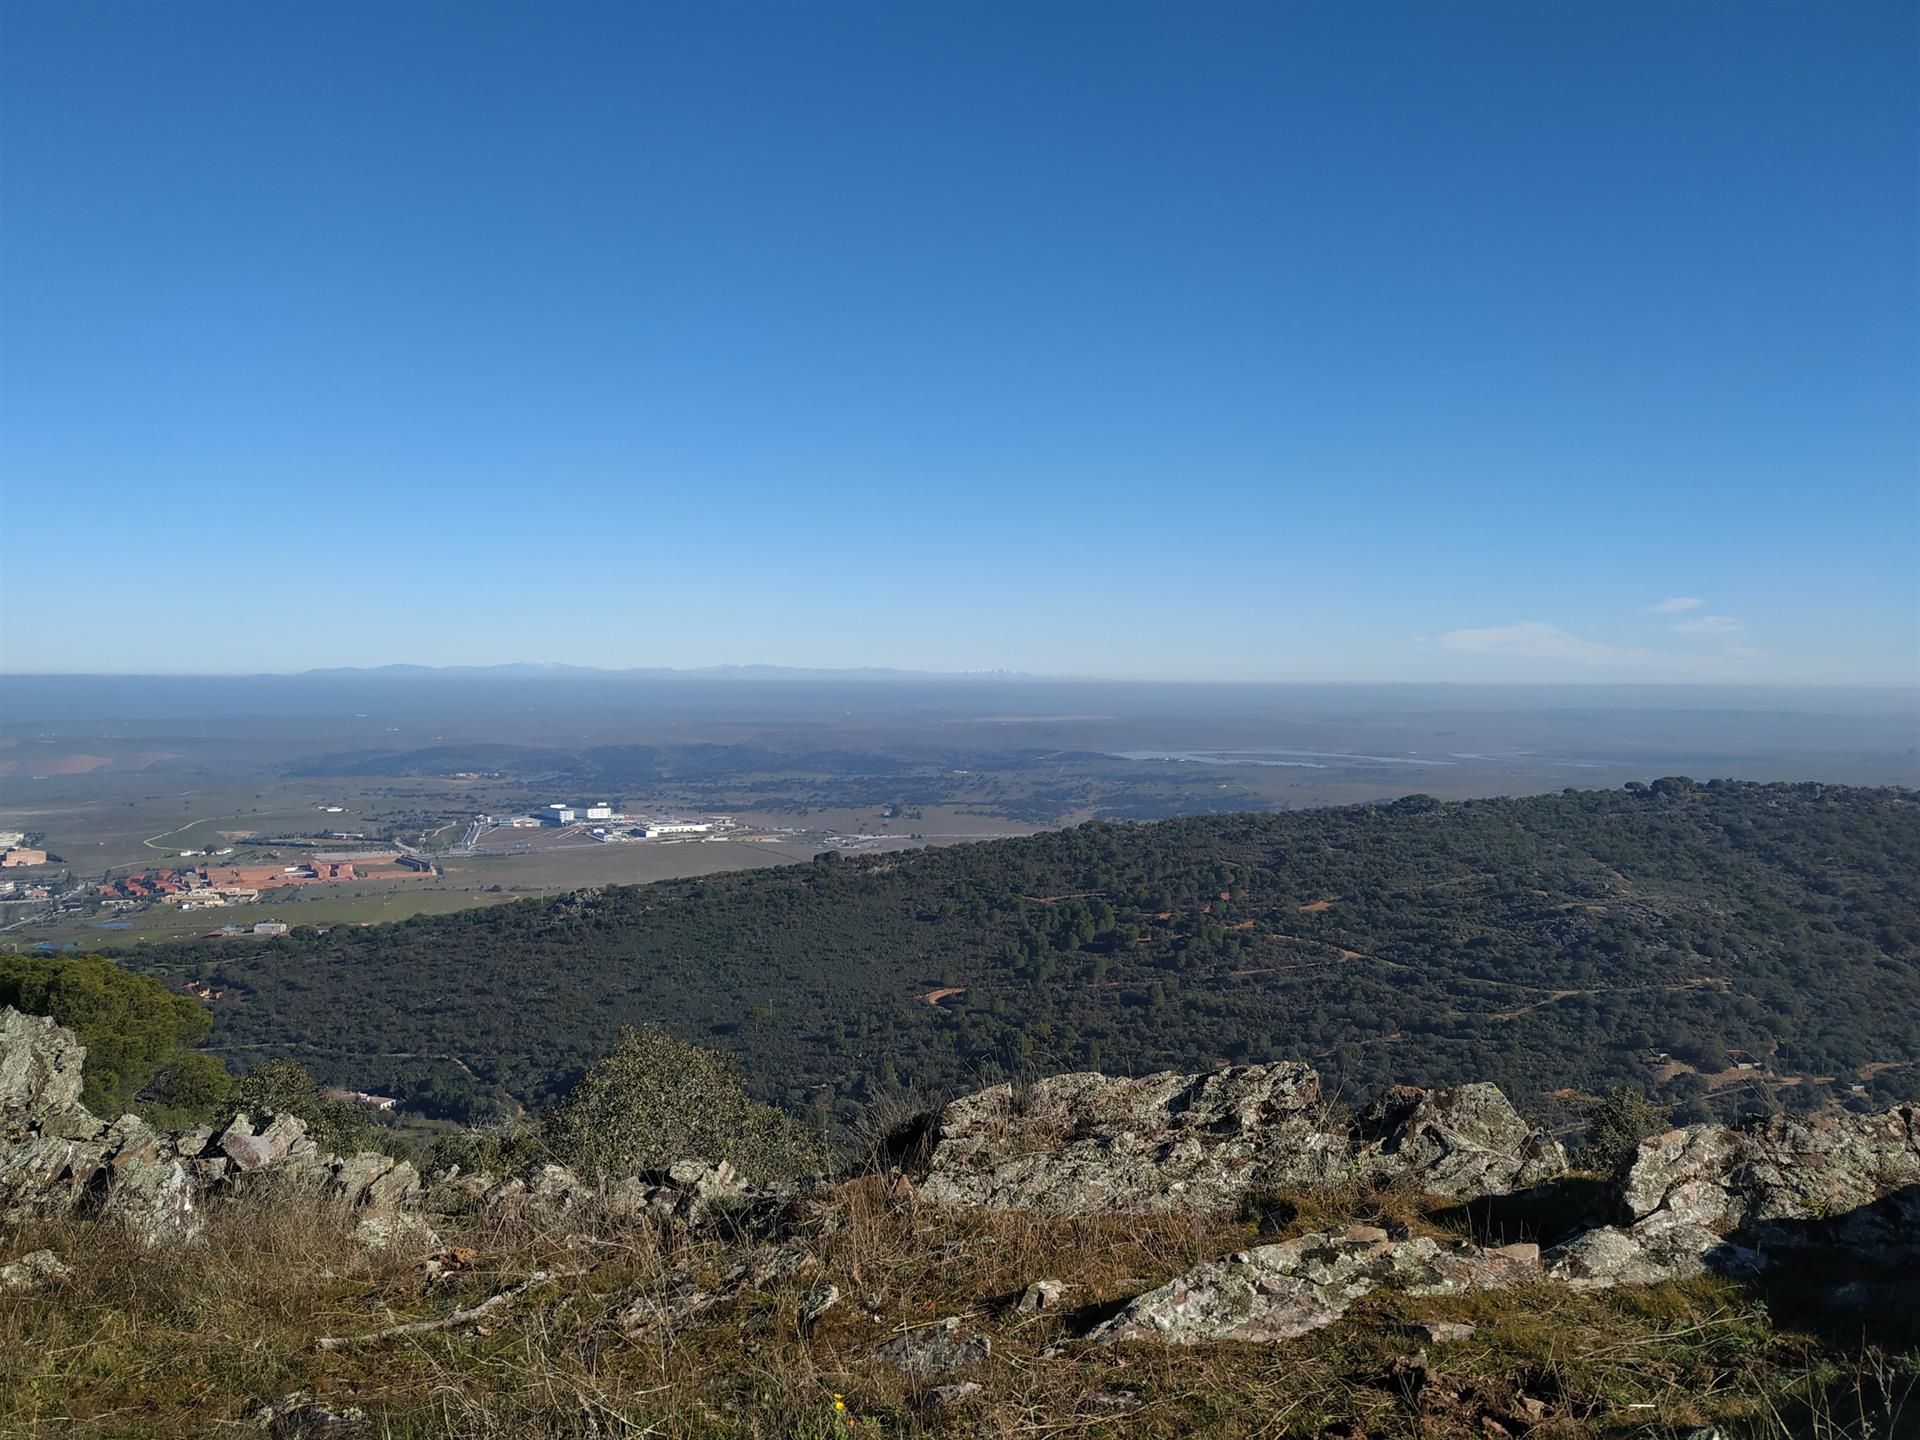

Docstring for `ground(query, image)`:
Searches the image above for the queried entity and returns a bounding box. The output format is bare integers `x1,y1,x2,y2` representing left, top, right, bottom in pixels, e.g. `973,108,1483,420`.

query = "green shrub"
1576,1086,1670,1173
542,1027,819,1184
0,952,224,1115
138,1051,235,1128
219,1057,377,1154
429,1121,545,1178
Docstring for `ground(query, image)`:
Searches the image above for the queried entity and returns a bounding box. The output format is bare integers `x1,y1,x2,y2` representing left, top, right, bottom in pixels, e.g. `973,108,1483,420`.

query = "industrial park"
481,803,722,842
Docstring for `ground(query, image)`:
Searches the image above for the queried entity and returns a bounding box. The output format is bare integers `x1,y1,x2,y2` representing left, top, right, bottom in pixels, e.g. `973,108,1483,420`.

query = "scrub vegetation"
121,781,1918,1137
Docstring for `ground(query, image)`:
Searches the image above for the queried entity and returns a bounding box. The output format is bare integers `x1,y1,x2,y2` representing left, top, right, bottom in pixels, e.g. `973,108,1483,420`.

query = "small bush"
137,1050,235,1128
1576,1086,1670,1173
429,1120,545,1178
542,1026,819,1183
219,1058,377,1154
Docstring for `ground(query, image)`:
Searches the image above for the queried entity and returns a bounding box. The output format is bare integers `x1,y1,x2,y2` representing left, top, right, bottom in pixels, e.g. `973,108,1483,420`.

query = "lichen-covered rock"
0,1008,98,1140
0,1134,110,1220
919,1063,1345,1213
529,1162,589,1208
1546,1108,1920,1289
1622,1111,1920,1235
331,1152,397,1209
1354,1084,1568,1196
919,1065,1565,1214
86,1114,198,1244
221,1113,290,1172
874,1316,991,1375
1088,1226,1540,1344
247,1389,370,1435
1618,1126,1748,1228
0,1248,71,1291
1545,1213,1765,1289
354,1210,440,1254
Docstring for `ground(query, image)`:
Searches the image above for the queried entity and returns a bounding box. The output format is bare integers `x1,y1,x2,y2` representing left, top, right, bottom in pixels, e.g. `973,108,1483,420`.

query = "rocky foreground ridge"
5,1006,1918,1352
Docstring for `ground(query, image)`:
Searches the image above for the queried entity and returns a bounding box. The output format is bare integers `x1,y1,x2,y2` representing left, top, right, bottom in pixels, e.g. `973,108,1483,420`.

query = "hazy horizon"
3,660,1918,697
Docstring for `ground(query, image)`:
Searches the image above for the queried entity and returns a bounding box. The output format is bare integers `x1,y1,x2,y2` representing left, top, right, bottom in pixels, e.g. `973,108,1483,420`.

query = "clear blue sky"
2,2,1915,683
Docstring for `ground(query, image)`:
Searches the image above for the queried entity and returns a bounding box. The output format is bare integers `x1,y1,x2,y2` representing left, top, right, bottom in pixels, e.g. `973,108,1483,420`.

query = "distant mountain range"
292,663,1049,682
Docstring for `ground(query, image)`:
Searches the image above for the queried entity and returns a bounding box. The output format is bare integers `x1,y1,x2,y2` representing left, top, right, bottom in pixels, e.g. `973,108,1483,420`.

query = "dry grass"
2,1179,1915,1438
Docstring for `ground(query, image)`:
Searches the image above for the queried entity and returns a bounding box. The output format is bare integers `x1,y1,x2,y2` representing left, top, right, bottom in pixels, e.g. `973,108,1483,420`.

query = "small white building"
585,803,614,821
545,805,577,826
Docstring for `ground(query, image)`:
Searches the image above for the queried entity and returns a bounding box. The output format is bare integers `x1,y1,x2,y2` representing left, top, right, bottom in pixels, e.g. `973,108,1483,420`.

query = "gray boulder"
353,1210,439,1254
0,1008,99,1140
1354,1084,1568,1196
219,1112,323,1176
1088,1225,1540,1344
1545,1108,1920,1289
919,1064,1564,1214
1623,1111,1920,1233
0,1248,72,1291
874,1316,991,1375
97,1113,201,1245
918,1063,1346,1213
1545,1219,1761,1289
1,1133,111,1221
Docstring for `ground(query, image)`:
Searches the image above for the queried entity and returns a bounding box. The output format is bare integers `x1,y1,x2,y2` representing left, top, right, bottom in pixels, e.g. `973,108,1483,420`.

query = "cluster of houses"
98,852,435,910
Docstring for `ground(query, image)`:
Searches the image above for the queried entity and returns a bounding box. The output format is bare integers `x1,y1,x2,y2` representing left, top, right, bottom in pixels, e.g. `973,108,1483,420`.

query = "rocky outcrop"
0,1008,99,1141
1087,1226,1542,1344
1621,1109,1920,1231
1546,1108,1920,1288
0,1008,434,1247
5,1005,1916,1345
917,1063,1347,1213
1351,1084,1569,1197
429,1156,758,1232
917,1064,1566,1214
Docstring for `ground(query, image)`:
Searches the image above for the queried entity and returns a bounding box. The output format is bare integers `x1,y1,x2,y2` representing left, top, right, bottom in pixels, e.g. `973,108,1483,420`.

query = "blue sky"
1,2,1914,683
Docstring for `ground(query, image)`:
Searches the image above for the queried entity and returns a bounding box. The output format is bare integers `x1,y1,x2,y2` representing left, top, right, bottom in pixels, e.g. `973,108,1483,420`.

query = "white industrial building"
541,802,618,826
643,821,713,837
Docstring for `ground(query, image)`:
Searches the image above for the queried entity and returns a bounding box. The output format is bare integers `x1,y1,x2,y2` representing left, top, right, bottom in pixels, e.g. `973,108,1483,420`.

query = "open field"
0,779,450,872
15,882,526,948
446,841,829,892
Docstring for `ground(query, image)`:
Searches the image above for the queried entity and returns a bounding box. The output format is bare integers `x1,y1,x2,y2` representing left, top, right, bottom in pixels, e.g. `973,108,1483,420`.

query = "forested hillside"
128,781,1920,1133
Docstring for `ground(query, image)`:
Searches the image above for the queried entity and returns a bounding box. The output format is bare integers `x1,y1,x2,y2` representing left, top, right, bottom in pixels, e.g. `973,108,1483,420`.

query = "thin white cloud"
1438,621,1641,665
1671,614,1745,636
1648,597,1706,613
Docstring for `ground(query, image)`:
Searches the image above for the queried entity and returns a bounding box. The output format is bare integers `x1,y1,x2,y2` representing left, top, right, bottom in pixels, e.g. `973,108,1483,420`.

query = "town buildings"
96,852,434,907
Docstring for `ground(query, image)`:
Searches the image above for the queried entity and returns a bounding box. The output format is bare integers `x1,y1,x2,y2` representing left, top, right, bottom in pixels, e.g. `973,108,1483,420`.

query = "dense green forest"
120,781,1920,1134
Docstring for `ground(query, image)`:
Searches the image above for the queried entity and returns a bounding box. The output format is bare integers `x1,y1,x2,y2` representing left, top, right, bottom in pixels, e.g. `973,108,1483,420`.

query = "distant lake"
1111,748,1461,769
